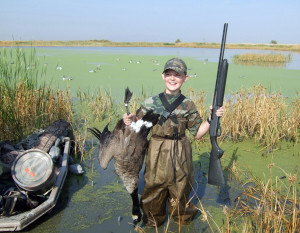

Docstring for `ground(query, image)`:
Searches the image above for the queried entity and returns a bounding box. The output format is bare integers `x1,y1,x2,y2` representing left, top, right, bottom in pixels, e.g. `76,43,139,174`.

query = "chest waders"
159,93,186,183
140,93,198,227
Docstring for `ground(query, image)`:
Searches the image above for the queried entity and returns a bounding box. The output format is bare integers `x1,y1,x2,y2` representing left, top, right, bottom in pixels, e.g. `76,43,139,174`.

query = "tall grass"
76,88,115,122
71,88,118,158
228,162,299,232
186,87,207,119
0,47,72,142
221,85,300,151
232,53,292,67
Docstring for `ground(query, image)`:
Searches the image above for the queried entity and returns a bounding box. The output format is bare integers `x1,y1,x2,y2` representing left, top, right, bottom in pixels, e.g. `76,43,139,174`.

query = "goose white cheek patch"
130,120,153,133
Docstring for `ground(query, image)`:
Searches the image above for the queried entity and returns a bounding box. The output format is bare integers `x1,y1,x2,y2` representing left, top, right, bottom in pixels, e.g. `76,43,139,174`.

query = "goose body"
88,110,159,224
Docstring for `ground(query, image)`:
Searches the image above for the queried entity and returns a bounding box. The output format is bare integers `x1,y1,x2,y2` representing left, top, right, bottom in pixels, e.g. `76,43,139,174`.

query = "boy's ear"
184,74,189,82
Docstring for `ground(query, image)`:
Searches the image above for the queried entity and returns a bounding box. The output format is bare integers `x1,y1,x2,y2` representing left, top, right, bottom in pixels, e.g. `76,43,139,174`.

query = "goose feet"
131,188,142,225
132,206,142,225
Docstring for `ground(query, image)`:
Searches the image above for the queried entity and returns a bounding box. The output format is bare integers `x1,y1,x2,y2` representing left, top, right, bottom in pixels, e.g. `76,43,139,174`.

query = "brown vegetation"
0,40,299,52
221,85,299,151
228,162,299,232
232,53,292,67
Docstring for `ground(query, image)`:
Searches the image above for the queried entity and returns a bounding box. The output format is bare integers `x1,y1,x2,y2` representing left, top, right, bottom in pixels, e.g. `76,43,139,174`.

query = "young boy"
123,57,224,226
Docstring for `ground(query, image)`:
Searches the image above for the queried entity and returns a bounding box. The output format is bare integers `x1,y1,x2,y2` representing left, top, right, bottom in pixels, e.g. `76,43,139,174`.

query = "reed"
228,162,299,232
130,94,145,115
232,53,292,67
71,113,89,160
221,84,300,151
0,47,72,142
186,87,207,119
88,89,115,122
72,88,122,160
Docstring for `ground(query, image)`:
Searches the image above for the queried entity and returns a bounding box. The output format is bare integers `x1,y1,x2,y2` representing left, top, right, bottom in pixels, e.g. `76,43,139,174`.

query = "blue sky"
1,0,299,44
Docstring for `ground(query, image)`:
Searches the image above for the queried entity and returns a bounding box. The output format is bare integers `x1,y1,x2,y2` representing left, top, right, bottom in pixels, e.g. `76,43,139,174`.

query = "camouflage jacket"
136,92,202,137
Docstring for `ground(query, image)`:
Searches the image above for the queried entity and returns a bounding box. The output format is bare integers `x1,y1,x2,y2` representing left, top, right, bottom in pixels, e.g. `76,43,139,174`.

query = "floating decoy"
62,76,72,81
49,138,62,162
189,73,197,78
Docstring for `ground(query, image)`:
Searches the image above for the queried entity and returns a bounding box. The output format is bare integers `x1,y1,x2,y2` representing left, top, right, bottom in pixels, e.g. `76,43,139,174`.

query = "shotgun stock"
208,23,229,187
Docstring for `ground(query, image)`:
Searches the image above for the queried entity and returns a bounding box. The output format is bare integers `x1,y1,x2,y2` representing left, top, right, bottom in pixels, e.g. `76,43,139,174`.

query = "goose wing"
116,127,147,174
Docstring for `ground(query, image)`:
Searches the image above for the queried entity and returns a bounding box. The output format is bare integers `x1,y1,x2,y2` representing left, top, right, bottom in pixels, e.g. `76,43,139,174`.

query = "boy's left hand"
216,106,224,117
209,106,224,117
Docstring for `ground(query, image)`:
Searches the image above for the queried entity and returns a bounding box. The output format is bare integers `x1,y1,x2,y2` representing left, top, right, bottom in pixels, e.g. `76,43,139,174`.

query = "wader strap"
172,127,179,183
158,93,186,126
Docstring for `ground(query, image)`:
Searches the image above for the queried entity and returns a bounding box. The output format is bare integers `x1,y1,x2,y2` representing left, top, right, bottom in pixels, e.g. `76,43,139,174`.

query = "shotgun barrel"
208,23,229,187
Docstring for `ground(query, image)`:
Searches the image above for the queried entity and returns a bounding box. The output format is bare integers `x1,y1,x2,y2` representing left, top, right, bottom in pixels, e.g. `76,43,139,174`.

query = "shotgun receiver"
208,23,229,187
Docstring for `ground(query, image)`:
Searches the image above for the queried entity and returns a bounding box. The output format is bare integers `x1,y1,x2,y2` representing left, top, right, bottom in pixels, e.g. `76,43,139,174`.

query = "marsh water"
5,46,299,232
34,46,300,70
22,146,243,233
20,138,300,233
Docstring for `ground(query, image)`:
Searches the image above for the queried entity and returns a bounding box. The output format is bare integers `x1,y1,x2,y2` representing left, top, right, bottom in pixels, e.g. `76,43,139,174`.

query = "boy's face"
162,69,188,95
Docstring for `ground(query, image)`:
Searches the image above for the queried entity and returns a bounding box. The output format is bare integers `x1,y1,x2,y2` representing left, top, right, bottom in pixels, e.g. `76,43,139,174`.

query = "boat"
0,120,72,231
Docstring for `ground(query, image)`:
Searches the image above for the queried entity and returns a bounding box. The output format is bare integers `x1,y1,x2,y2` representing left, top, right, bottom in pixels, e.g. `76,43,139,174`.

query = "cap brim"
163,67,186,75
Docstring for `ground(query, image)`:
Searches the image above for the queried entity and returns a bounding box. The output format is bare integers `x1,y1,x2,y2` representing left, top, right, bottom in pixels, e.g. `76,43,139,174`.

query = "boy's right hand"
123,113,134,126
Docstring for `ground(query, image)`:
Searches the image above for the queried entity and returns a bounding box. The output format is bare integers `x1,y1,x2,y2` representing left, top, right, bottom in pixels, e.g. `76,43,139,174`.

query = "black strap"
158,93,186,125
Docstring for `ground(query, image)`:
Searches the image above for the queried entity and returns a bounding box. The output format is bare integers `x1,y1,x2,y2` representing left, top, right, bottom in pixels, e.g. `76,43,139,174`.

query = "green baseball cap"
163,58,187,75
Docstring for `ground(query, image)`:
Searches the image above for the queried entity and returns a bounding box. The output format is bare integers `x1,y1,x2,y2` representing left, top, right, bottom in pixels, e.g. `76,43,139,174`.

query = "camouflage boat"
0,120,72,231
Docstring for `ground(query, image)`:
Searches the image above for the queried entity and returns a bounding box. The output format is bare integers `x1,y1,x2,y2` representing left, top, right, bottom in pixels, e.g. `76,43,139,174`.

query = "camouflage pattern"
138,91,202,226
163,58,187,75
136,92,203,137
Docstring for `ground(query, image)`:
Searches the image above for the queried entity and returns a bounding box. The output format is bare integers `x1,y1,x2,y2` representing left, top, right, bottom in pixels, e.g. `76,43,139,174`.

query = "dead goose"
88,110,159,225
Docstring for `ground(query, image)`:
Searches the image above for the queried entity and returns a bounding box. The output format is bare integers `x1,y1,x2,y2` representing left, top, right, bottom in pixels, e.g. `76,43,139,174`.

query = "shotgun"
208,23,229,187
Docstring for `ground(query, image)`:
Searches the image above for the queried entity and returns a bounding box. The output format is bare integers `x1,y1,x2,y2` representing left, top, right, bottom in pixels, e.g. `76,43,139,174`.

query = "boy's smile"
162,69,188,95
